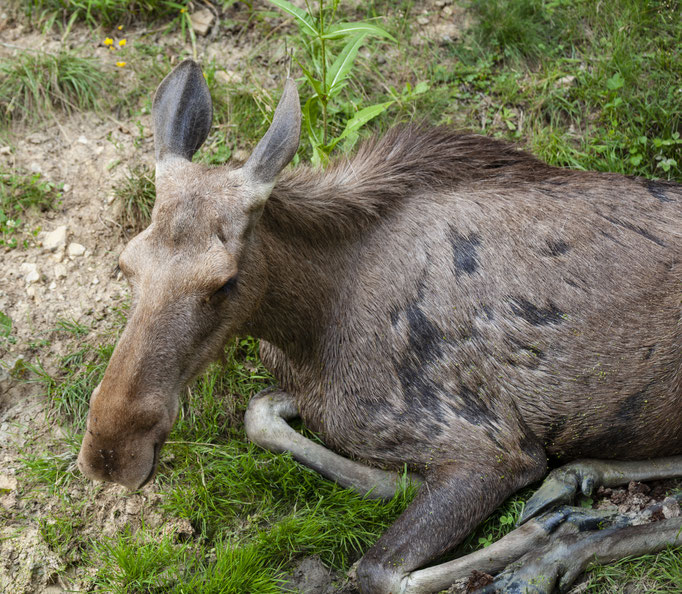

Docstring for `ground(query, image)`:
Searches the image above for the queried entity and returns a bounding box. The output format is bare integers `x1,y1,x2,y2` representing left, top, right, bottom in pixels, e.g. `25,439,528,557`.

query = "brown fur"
78,79,681,592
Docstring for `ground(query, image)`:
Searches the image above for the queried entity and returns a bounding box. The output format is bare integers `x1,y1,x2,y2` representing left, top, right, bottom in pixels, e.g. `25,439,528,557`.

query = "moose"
78,60,682,593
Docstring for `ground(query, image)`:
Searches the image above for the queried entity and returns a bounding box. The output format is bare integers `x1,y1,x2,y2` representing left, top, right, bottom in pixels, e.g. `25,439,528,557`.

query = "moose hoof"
519,461,608,524
478,540,585,594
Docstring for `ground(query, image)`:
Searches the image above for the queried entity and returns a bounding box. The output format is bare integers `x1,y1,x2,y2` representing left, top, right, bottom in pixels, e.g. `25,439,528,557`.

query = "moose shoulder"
77,60,682,594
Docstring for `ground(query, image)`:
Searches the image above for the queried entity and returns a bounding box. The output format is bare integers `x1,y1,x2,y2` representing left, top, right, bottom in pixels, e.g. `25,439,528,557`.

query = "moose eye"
215,276,238,296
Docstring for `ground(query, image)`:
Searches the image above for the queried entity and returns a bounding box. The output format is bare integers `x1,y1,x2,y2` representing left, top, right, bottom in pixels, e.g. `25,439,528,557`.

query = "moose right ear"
152,60,213,164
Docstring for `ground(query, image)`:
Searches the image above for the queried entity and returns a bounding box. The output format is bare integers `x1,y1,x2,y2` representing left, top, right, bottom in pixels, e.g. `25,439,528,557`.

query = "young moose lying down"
77,60,682,593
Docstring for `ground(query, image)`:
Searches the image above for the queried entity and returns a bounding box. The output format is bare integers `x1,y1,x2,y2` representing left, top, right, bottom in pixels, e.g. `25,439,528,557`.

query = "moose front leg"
519,456,682,524
356,459,546,594
244,389,422,500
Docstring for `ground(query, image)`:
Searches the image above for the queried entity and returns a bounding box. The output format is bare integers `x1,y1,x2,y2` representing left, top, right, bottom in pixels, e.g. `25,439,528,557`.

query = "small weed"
113,164,155,234
28,342,113,428
0,50,107,124
0,168,62,249
55,318,89,337
268,0,396,165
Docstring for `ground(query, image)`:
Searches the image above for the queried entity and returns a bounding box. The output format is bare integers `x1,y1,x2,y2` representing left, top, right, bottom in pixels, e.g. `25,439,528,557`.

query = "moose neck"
244,201,357,370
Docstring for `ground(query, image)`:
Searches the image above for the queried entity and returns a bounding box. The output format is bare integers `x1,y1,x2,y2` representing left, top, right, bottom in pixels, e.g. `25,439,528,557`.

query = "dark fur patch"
600,214,666,247
405,304,444,364
645,180,673,203
509,297,565,326
395,362,447,423
543,239,570,257
448,227,481,276
455,385,498,429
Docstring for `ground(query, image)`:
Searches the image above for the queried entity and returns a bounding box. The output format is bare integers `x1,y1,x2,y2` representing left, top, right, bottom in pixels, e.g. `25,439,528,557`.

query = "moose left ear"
243,78,301,185
152,59,213,164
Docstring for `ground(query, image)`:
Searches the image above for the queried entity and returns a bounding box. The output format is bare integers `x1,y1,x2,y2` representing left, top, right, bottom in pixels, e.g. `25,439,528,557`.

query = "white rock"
77,135,88,144
63,183,71,193
48,281,57,290
54,263,67,279
26,286,36,298
41,225,67,251
417,15,430,25
68,243,86,257
20,263,39,283
190,8,214,36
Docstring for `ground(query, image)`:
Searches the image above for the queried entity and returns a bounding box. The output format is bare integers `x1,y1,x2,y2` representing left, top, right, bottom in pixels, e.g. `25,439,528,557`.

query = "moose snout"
77,427,162,490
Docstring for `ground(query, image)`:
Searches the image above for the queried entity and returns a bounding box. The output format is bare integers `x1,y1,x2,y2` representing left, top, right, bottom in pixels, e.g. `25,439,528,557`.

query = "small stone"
190,9,214,36
41,225,67,251
29,161,42,173
68,243,86,257
54,263,67,279
63,183,71,193
48,281,57,290
20,263,40,283
662,497,680,519
557,75,576,88
0,474,17,491
77,135,88,144
417,15,430,25
0,146,10,154
26,286,36,298
92,277,99,285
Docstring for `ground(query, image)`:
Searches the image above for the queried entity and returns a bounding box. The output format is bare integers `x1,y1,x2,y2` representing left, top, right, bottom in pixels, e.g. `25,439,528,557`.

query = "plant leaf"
327,33,369,95
266,0,318,38
322,21,396,42
327,101,394,150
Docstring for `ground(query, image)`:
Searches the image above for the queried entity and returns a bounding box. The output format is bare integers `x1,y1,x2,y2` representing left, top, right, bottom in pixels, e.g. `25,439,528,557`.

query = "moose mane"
263,125,563,239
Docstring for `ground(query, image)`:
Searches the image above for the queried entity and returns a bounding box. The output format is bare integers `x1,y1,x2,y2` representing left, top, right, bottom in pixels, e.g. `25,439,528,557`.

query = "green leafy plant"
267,0,395,165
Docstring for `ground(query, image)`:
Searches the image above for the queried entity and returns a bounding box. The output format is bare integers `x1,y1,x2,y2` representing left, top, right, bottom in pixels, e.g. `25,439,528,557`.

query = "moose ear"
243,78,301,185
152,60,213,164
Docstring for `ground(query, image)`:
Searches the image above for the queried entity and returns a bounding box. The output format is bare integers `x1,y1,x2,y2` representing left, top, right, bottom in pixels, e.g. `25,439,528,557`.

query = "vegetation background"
0,0,680,592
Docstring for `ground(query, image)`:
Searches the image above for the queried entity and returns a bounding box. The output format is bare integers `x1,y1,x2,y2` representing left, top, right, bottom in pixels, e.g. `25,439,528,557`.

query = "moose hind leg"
484,514,682,594
356,457,546,594
520,455,682,524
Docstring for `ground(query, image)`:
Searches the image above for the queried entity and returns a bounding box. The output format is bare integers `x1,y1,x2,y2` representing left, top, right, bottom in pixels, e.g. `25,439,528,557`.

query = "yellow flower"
118,39,127,47
116,61,126,68
103,37,113,46
117,25,123,31
180,7,186,12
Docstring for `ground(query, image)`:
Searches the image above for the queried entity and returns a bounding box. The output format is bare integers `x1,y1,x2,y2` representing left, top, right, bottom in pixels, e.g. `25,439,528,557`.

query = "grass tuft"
0,50,107,124
113,164,156,234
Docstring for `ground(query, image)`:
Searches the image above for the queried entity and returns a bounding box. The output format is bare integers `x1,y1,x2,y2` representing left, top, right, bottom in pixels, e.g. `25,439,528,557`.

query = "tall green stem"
319,0,328,146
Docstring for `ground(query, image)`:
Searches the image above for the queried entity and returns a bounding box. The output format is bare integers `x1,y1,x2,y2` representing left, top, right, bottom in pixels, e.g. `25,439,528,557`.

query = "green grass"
17,0,191,28
0,167,62,249
0,50,107,124
113,164,156,234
